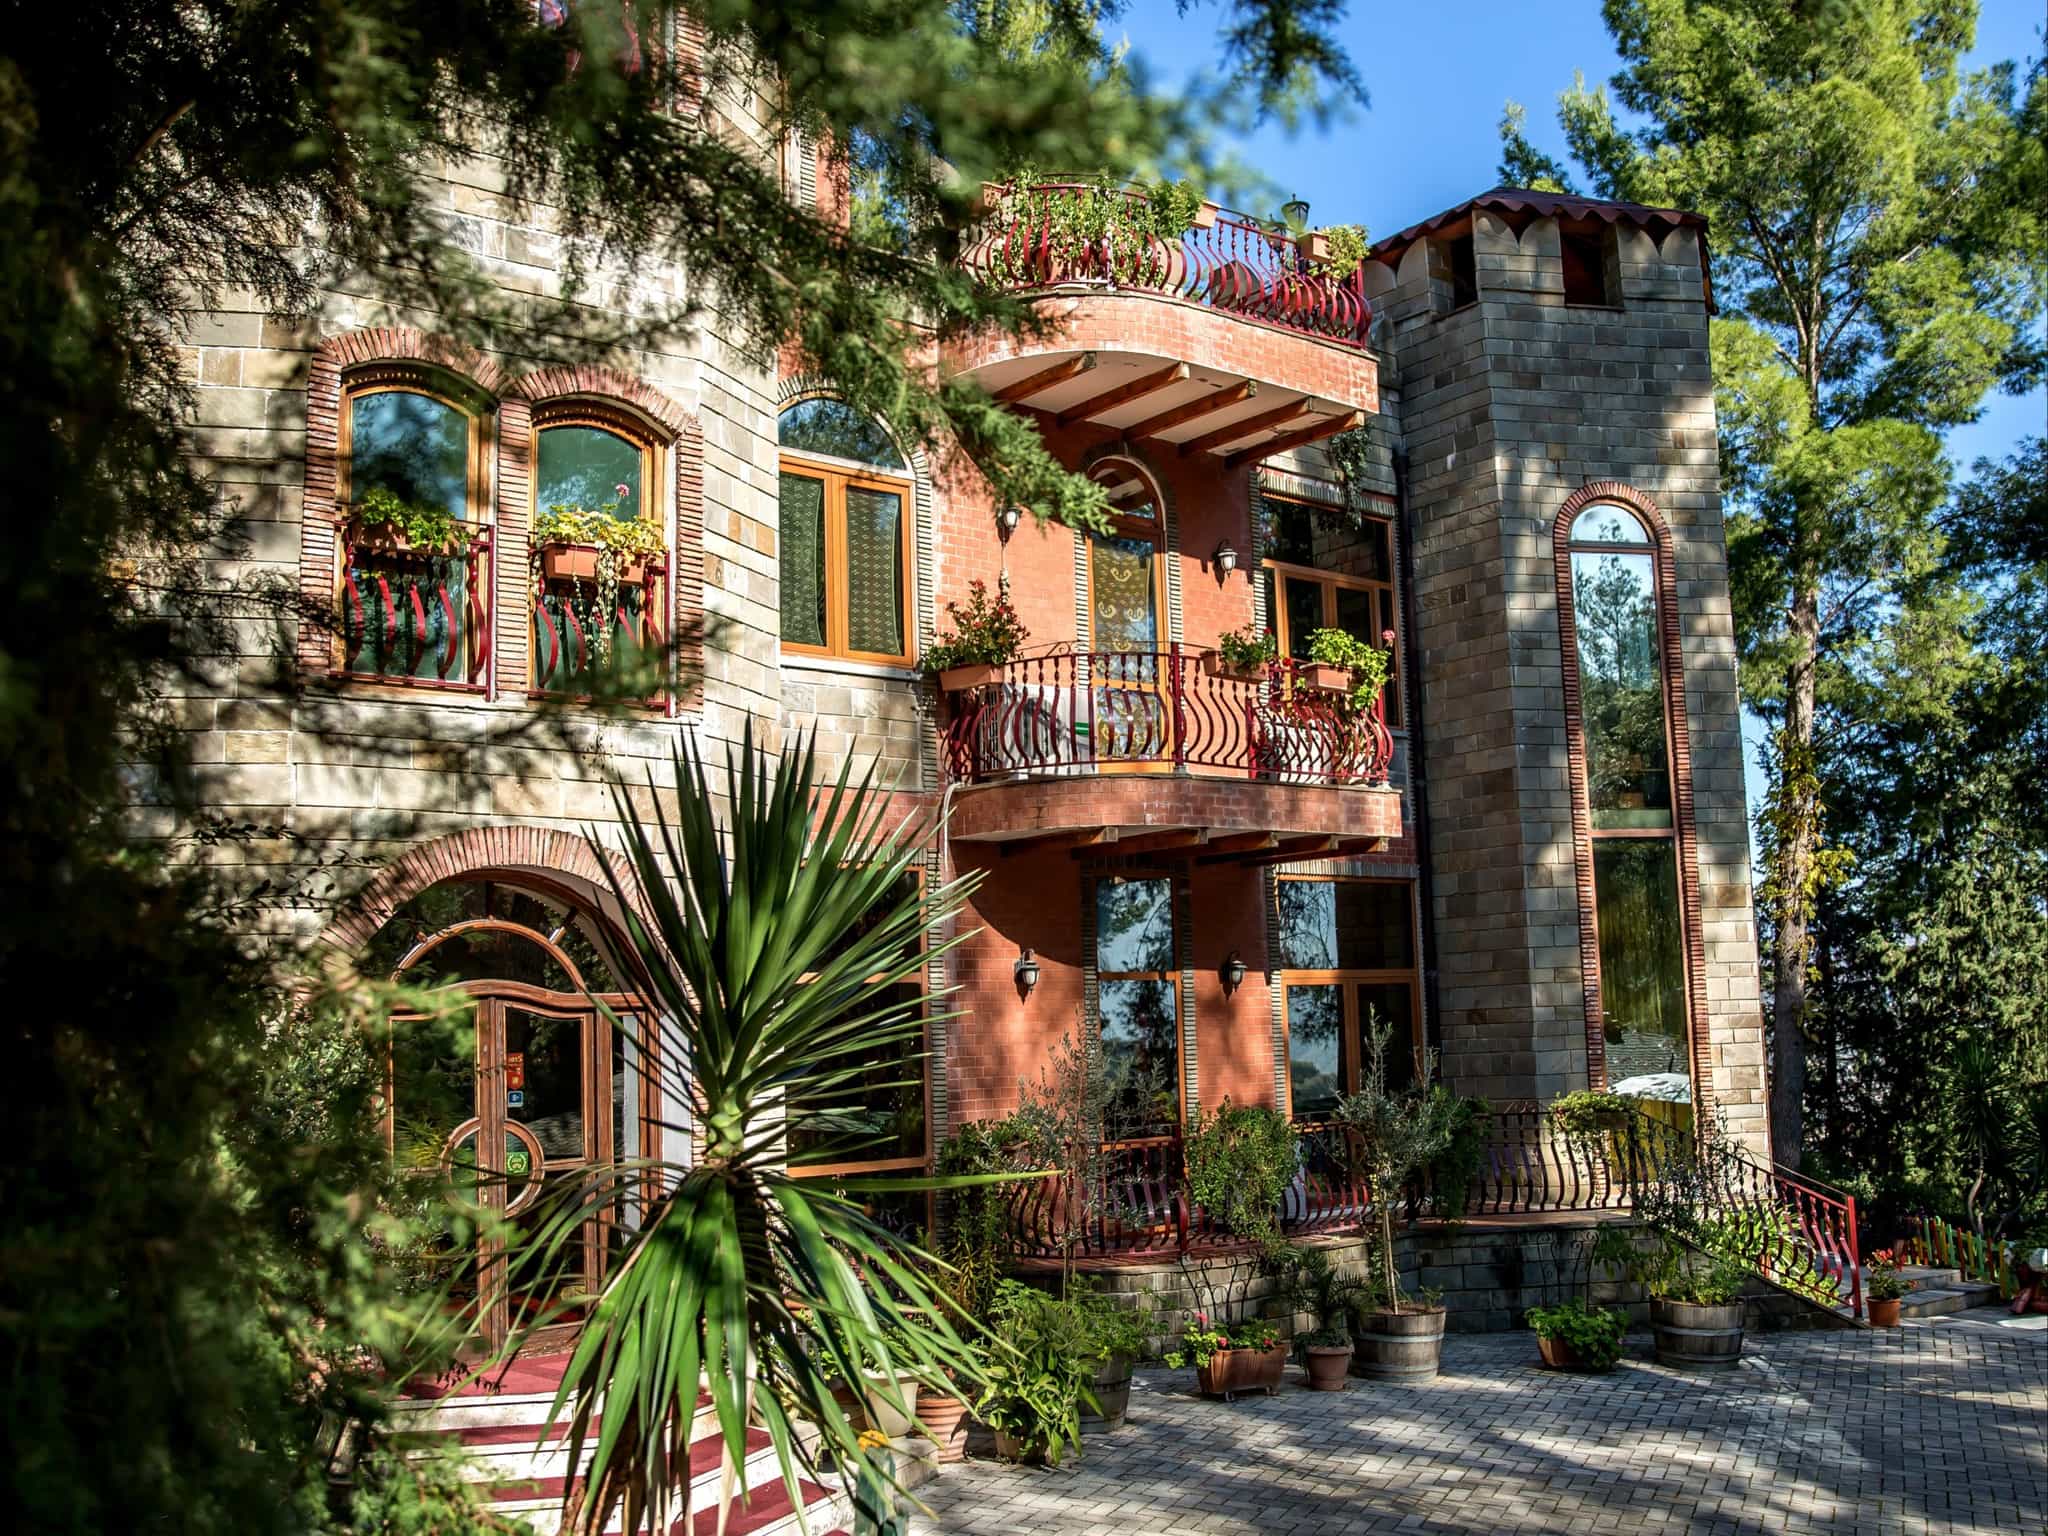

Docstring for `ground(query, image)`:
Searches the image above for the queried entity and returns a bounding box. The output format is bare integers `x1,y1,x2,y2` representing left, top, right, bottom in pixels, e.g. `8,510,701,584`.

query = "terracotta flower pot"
537,542,649,585
992,1428,1046,1465
1536,1334,1589,1370
1868,1296,1903,1327
935,662,1003,692
915,1391,971,1463
1297,662,1352,692
1200,649,1267,681
1195,1342,1286,1401
1301,1345,1353,1391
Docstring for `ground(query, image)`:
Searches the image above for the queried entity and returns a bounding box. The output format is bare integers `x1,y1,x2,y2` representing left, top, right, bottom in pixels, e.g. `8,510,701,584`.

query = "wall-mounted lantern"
1014,947,1041,993
1221,950,1248,992
996,504,1023,543
1213,541,1240,581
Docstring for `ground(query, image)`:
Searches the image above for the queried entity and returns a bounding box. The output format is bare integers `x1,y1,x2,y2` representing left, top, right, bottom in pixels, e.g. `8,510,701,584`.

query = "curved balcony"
946,182,1380,457
939,648,1403,861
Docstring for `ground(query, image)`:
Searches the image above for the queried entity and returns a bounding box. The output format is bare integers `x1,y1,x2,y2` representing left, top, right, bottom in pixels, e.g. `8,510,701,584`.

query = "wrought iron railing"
939,648,1393,787
1701,1153,1863,1317
340,528,492,689
531,558,669,701
962,181,1374,349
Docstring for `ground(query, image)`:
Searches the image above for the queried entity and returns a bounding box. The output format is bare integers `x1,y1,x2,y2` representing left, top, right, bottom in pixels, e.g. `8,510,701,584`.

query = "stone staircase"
1895,1264,2004,1321
393,1354,860,1536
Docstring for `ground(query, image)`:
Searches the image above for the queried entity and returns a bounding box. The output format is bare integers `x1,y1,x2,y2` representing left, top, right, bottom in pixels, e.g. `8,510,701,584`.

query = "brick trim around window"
1552,481,1713,1116
506,365,706,714
298,327,506,677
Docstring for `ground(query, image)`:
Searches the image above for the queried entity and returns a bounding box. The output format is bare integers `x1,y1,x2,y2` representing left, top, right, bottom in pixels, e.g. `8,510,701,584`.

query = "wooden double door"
392,981,644,1353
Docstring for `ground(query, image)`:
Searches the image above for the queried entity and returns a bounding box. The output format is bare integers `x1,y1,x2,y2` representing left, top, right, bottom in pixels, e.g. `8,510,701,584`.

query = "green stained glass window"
538,424,642,519
779,471,827,649
845,485,904,657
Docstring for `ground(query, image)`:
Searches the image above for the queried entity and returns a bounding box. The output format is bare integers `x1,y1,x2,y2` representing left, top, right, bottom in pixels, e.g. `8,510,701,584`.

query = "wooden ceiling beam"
1084,827,1207,858
1125,379,1256,441
1000,825,1115,857
1222,409,1368,469
1055,362,1189,428
1201,831,1278,857
1179,396,1313,456
993,352,1097,405
1199,833,1338,867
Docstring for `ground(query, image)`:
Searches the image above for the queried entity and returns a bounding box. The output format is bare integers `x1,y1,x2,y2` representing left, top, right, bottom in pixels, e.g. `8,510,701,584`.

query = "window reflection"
1095,877,1179,1137
1572,547,1672,829
1593,841,1690,1093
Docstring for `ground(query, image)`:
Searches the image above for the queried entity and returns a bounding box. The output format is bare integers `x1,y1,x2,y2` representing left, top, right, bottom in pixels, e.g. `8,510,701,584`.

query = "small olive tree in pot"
1334,1014,1460,1380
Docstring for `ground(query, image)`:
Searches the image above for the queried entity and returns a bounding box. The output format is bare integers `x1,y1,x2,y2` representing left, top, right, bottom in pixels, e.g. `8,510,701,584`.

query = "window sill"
780,651,922,684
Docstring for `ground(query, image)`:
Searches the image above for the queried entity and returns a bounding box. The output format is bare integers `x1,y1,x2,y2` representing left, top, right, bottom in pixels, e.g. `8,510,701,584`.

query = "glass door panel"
500,1005,599,1335
1088,532,1165,763
1284,985,1343,1119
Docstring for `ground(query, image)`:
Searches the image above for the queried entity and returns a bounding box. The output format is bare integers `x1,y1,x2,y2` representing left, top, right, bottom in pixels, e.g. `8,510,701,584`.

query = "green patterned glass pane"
778,398,904,468
538,425,641,519
351,390,469,517
1592,840,1690,1096
1098,979,1180,1137
1572,548,1671,828
778,471,827,648
1286,985,1343,1118
1096,877,1173,973
845,485,904,655
1089,533,1158,653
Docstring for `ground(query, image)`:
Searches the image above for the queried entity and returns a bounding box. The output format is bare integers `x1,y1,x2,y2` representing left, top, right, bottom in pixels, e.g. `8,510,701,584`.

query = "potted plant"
1301,625,1394,703
1165,1314,1285,1401
531,490,667,669
1865,1248,1912,1327
1334,1013,1461,1380
1203,624,1277,680
1275,1243,1368,1390
1548,1089,1634,1139
347,484,473,557
1182,1099,1298,1250
1527,1297,1629,1371
1071,1279,1145,1431
975,1281,1097,1465
922,576,1028,691
1648,1248,1750,1368
1308,224,1371,282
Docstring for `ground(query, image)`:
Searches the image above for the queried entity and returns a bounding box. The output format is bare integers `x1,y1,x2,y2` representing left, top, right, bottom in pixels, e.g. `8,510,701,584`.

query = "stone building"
175,63,1768,1339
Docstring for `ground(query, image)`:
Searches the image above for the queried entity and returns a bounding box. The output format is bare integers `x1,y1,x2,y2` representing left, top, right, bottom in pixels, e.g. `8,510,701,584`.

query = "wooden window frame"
777,446,916,667
1274,874,1423,1119
334,368,494,692
1261,498,1404,726
1090,871,1185,1143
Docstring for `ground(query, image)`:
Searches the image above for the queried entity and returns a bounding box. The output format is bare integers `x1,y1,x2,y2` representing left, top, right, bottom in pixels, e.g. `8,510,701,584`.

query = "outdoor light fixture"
1014,947,1041,992
996,504,1023,543
1222,950,1248,991
1281,196,1311,231
1213,541,1240,580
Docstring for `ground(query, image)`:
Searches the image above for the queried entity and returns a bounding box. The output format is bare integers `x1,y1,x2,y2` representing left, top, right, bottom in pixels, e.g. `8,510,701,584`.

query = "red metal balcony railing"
962,181,1373,349
340,529,492,691
939,648,1393,787
531,558,669,702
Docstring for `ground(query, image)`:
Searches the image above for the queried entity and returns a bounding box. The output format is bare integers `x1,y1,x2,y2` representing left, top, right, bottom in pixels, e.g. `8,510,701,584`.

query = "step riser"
464,1441,785,1493
400,1399,727,1445
492,1486,851,1536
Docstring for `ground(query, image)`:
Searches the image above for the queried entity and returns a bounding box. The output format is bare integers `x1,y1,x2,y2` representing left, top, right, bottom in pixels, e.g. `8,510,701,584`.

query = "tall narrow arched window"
777,398,912,665
1560,500,1694,1113
1082,457,1169,765
337,376,491,690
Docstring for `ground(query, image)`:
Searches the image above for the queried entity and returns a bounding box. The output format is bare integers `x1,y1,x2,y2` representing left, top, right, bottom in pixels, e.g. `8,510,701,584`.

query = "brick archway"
320,825,649,956
1551,480,1711,1115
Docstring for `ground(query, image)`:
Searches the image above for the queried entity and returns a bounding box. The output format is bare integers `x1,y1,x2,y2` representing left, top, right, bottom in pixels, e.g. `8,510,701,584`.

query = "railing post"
1168,642,1187,773
1845,1195,1862,1319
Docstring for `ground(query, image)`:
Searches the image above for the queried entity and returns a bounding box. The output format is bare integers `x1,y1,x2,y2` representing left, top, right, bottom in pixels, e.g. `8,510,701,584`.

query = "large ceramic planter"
1650,1298,1744,1368
915,1390,971,1463
1081,1353,1133,1430
1868,1296,1903,1327
1301,1345,1353,1391
1352,1307,1446,1381
1195,1342,1287,1402
860,1373,920,1440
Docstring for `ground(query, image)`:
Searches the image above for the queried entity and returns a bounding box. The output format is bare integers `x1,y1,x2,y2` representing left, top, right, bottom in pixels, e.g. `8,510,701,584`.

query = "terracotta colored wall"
1188,864,1277,1113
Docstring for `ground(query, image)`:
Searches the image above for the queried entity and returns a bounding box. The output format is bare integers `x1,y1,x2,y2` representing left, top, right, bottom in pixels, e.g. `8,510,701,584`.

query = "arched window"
337,377,491,689
530,403,667,696
1560,500,1692,1109
777,399,912,665
1083,457,1170,763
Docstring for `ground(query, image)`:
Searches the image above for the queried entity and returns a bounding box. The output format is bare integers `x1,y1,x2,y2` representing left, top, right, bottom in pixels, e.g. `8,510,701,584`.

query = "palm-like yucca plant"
516,727,991,1536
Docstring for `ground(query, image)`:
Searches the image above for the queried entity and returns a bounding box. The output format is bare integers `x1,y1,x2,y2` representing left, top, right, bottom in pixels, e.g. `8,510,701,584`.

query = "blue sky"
1114,0,2048,846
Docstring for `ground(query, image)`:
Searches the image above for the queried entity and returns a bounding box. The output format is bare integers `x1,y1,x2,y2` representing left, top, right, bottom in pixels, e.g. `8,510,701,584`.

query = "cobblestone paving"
914,1323,2046,1536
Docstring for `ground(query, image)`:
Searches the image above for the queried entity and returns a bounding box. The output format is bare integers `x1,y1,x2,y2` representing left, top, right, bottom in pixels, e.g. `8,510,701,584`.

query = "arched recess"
1075,443,1183,650
299,328,508,679
1552,480,1711,1117
502,365,705,712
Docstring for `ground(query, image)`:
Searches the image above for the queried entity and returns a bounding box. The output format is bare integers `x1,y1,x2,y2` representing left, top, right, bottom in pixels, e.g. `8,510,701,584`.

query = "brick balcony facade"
174,144,1772,1212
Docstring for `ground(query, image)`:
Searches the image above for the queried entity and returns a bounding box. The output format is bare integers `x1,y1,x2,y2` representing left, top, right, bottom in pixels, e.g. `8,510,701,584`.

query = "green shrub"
1183,1100,1298,1245
1068,1276,1147,1361
1421,1090,1491,1220
975,1282,1098,1464
1526,1298,1628,1369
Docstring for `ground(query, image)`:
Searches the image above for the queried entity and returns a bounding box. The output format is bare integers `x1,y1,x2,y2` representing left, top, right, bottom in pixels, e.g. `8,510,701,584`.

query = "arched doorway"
363,875,659,1352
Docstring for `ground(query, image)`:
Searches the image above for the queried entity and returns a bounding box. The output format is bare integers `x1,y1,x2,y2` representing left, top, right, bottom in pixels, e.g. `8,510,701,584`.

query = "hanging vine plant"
1323,425,1382,523
532,488,666,670
981,169,1206,291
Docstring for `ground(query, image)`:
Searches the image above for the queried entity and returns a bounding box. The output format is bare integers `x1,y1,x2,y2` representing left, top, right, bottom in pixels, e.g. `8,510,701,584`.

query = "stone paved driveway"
913,1319,2046,1536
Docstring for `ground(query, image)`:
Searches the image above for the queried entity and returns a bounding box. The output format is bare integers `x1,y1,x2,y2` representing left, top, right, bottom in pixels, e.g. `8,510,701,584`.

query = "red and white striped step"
394,1354,852,1536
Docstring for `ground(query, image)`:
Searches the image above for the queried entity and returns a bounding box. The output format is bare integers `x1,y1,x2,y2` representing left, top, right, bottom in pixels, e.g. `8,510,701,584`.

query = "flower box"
1296,662,1353,692
936,662,1004,692
1194,1341,1286,1401
1298,230,1332,263
1200,649,1267,681
538,542,651,586
1192,201,1220,230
